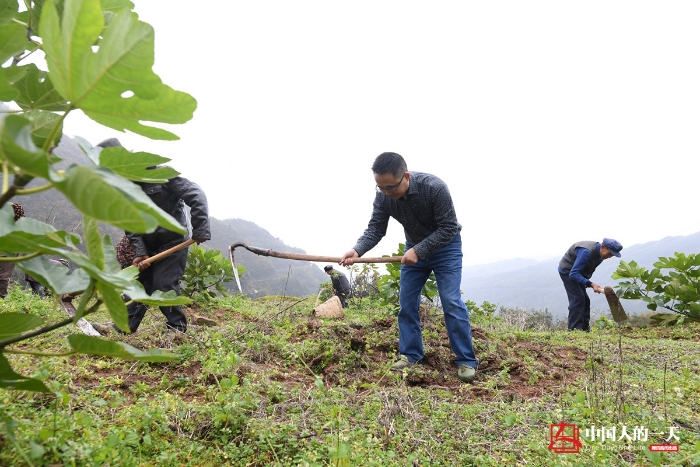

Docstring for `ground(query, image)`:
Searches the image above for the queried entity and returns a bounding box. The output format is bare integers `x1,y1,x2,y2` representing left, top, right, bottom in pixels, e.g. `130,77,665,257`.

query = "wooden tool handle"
142,239,196,265
232,243,402,263
265,250,402,263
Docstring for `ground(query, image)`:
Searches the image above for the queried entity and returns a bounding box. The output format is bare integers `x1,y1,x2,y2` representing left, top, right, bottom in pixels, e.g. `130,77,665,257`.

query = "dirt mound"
69,307,587,402
289,309,586,400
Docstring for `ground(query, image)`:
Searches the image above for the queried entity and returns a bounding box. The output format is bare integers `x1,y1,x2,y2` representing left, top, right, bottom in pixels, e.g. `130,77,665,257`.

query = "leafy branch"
181,243,240,300
0,0,200,392
376,243,436,313
613,253,700,323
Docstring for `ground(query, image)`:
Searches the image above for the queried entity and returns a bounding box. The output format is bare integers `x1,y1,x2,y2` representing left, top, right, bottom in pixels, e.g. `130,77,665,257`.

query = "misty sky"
61,1,700,267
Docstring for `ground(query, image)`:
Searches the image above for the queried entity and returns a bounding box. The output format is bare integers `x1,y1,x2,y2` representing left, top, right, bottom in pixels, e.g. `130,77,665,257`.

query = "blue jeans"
399,234,478,369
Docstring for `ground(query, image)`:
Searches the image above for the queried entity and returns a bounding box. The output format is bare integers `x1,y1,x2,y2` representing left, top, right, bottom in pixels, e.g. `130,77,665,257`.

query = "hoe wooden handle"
230,242,402,263
142,239,196,265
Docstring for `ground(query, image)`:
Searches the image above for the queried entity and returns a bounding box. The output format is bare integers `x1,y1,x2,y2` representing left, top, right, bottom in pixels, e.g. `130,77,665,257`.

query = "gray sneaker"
457,364,477,383
90,322,111,335
390,355,415,372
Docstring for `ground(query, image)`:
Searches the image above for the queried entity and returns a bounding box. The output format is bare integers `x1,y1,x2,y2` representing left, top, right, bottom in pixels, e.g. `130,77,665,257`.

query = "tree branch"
0,300,103,349
0,252,42,262
16,183,54,195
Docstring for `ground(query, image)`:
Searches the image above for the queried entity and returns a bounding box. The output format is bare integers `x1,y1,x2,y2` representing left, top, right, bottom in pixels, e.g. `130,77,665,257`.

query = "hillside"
2,289,699,466
206,218,328,298
13,135,328,298
15,135,700,306
461,233,700,317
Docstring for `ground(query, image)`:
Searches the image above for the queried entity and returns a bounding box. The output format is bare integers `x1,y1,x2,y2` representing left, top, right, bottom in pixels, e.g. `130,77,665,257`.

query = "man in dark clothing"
26,259,69,298
339,152,478,383
558,238,623,331
324,265,351,308
97,138,210,335
25,274,43,297
0,204,25,298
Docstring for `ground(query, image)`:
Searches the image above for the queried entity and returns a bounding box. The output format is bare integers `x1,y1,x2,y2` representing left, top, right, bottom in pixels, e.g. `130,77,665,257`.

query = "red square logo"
549,422,582,454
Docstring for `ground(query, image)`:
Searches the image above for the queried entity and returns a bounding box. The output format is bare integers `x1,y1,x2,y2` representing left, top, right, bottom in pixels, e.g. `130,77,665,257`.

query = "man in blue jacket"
558,238,623,331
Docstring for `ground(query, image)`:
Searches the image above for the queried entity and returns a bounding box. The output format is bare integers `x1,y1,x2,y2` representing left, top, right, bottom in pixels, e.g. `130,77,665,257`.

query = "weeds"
1,288,699,466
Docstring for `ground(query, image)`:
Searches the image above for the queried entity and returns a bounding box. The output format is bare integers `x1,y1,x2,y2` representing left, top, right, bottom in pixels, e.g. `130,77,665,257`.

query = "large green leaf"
15,255,90,294
0,68,18,101
123,281,191,307
0,115,53,178
10,64,70,112
0,21,26,62
0,312,43,339
46,248,134,289
0,354,50,392
40,0,196,140
95,281,129,332
0,0,19,26
101,233,122,275
101,0,134,14
98,148,179,183
1,63,27,101
0,204,81,253
0,218,135,291
83,216,104,269
72,135,100,164
67,334,179,362
25,110,64,149
53,165,186,234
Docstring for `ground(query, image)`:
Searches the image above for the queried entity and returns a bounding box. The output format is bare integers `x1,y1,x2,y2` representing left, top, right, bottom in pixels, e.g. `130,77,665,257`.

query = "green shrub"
376,243,437,313
613,252,700,325
180,244,240,301
0,0,197,392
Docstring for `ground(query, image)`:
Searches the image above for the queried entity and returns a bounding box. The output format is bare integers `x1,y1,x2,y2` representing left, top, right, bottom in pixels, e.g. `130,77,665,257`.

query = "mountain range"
13,135,699,308
460,233,700,318
16,136,328,298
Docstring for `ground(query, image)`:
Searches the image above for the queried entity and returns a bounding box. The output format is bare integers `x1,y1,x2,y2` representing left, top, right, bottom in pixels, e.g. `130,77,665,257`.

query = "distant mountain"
462,258,539,279
206,218,328,298
12,136,328,298
461,233,700,317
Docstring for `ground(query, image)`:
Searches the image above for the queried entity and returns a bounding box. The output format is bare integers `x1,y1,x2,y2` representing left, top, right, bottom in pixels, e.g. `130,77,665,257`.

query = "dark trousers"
336,291,349,308
124,246,189,333
0,262,15,298
560,272,590,331
28,280,44,298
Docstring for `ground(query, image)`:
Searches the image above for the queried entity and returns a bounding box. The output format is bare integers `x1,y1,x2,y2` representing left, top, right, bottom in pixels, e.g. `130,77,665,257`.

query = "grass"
1,286,699,466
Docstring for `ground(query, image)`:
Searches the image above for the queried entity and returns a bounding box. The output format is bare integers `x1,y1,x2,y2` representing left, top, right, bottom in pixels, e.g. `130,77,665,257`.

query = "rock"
193,315,217,326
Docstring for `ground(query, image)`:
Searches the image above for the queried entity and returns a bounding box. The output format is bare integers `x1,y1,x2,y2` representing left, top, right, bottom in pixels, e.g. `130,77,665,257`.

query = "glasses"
376,174,405,193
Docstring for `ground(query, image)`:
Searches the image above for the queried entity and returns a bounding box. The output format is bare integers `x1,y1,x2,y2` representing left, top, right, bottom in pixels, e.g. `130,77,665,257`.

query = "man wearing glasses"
339,152,478,383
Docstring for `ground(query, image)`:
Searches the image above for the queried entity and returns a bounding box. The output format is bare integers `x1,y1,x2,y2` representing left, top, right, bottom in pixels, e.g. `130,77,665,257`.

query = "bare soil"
68,305,588,402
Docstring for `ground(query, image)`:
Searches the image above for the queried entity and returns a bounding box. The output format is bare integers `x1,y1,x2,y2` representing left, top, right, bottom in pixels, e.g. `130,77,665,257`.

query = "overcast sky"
61,1,700,267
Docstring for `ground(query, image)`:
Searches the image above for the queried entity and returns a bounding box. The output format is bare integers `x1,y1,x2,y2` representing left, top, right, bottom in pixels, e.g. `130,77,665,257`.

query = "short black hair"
372,152,407,178
324,265,333,272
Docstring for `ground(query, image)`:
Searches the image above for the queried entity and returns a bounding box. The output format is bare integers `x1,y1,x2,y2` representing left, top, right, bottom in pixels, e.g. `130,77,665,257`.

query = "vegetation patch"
3,289,699,466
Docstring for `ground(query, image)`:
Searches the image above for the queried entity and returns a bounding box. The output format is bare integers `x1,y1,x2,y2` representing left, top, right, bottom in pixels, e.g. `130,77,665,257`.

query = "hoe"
61,239,196,335
229,242,402,293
